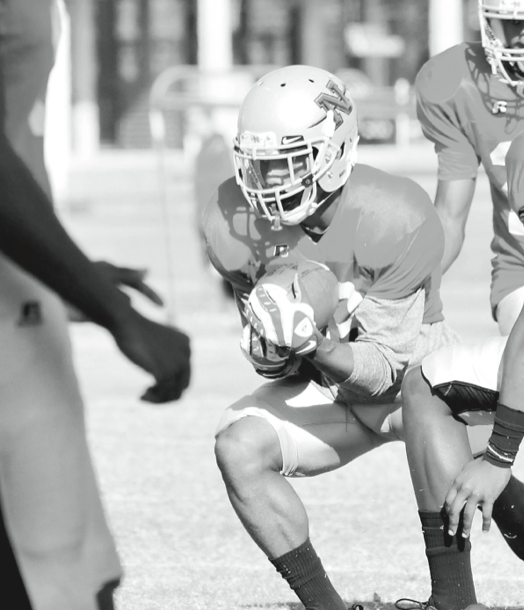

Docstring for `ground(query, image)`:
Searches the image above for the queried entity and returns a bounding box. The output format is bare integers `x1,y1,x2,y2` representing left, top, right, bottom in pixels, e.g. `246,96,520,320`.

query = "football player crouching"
201,65,516,610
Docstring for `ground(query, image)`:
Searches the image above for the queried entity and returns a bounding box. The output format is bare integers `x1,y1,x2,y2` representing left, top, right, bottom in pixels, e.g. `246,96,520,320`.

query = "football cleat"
395,599,488,610
395,599,436,610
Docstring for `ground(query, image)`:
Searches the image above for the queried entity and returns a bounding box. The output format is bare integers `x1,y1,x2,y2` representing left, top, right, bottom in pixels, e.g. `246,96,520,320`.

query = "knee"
214,417,280,481
401,366,429,421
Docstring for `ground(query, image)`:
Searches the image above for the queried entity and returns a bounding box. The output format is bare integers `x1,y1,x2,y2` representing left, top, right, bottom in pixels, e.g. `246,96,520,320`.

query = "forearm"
0,141,138,332
313,292,424,396
499,311,524,413
433,178,476,274
482,312,524,468
439,221,465,273
305,338,354,382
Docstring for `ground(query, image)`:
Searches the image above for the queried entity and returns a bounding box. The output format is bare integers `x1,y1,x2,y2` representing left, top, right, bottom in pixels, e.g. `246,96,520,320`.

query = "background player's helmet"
479,0,524,87
233,65,359,227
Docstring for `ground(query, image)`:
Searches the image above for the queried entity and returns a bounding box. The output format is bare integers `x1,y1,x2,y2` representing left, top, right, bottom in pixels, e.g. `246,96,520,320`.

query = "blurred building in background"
60,0,479,155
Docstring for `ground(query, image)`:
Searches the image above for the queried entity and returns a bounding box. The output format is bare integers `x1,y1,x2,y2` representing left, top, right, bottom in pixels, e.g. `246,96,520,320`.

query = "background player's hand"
112,312,191,403
94,261,164,305
444,457,511,538
67,261,163,322
246,284,323,356
240,324,301,378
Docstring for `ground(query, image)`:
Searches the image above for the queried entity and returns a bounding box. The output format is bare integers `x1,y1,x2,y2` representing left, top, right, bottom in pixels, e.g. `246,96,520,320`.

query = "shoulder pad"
415,42,471,104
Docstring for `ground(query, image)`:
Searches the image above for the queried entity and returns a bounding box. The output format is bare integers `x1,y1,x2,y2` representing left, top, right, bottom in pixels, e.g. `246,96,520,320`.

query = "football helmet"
479,0,524,87
233,65,359,228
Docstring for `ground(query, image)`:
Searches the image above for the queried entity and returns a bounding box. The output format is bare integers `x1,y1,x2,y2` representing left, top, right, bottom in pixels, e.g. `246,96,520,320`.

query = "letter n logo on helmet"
314,81,353,129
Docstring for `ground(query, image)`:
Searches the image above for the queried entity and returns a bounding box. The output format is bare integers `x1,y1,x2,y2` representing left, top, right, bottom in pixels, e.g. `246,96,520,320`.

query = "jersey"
416,41,524,310
0,0,56,197
202,164,445,402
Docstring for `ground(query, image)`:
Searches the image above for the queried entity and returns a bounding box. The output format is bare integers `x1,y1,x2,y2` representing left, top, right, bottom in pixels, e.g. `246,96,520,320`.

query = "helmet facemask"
479,0,524,89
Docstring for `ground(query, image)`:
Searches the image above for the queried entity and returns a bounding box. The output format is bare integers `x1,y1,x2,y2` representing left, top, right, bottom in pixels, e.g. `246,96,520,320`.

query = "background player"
415,0,524,335
0,1,191,609
202,64,490,610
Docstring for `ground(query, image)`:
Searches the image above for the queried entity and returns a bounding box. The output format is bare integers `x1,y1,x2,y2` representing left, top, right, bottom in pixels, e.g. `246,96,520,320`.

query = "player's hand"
240,324,300,379
112,312,191,403
444,457,511,538
68,261,163,322
246,284,324,356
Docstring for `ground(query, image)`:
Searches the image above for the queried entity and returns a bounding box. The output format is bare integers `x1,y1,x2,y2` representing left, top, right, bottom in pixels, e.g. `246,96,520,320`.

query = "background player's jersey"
416,41,524,308
0,0,56,197
203,163,444,337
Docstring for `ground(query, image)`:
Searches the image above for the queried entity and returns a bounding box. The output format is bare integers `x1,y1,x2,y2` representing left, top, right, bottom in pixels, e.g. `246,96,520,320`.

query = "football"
254,260,339,330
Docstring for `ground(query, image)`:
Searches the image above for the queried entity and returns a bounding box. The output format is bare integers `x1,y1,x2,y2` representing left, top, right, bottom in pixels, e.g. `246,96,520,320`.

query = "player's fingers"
445,491,465,536
141,362,191,403
481,501,494,533
460,497,478,538
141,378,183,403
115,269,163,306
132,280,164,306
444,485,458,517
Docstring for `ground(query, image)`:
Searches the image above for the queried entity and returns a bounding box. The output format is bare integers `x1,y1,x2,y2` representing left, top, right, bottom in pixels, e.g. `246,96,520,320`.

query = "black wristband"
484,402,524,468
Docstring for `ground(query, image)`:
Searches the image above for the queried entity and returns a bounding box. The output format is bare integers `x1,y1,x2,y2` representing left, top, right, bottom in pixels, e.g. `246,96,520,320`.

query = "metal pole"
429,0,464,56
197,0,233,70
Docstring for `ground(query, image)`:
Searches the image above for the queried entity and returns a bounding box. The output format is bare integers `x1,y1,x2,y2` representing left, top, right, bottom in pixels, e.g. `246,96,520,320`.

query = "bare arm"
0,134,135,330
445,307,524,537
433,178,476,273
499,307,524,412
0,134,190,402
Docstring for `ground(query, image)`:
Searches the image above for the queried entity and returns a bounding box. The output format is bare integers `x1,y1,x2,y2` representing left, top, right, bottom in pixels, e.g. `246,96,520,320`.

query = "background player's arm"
445,305,524,537
434,178,476,273
415,65,479,275
499,304,524,411
0,131,190,402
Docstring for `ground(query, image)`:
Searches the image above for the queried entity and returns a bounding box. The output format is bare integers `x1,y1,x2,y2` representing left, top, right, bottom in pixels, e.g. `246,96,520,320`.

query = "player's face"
490,18,524,47
489,18,524,76
260,154,310,188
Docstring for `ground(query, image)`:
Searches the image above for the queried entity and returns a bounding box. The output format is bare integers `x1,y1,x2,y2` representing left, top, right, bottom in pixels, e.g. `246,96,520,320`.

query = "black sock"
270,538,346,610
419,510,476,610
492,474,524,560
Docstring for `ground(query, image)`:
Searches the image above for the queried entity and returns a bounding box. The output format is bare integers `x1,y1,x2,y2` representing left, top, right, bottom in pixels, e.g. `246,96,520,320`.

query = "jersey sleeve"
365,202,444,301
201,182,255,331
415,61,480,181
338,288,425,399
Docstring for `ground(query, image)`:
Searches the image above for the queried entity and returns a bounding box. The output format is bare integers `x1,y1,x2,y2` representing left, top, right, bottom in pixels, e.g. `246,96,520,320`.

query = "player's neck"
301,188,342,235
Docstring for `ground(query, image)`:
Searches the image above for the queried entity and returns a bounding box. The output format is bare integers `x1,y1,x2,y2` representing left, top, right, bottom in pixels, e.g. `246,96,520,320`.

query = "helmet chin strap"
271,215,282,231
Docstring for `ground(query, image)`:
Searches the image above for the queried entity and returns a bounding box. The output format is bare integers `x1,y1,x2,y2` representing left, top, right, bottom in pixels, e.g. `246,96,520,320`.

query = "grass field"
60,143,523,610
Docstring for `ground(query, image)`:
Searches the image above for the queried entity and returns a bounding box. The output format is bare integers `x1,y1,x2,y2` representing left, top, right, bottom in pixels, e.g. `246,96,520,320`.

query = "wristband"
484,402,524,468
